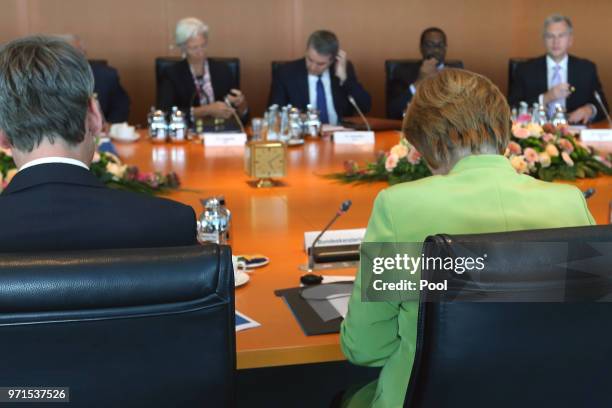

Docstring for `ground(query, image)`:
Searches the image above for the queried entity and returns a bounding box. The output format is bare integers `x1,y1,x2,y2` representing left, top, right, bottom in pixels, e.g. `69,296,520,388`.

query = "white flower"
390,144,408,159
106,162,127,179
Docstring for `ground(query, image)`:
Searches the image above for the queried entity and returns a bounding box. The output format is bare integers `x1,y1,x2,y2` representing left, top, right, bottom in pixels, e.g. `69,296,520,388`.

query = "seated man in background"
0,36,197,252
60,34,130,124
268,30,371,125
508,14,608,123
387,27,462,119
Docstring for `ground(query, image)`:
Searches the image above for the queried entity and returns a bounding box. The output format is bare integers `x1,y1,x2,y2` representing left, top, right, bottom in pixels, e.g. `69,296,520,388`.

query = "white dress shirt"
308,69,339,125
19,156,89,172
539,54,597,117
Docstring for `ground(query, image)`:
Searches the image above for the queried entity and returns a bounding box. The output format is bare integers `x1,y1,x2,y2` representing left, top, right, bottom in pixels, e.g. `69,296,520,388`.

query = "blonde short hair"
402,69,510,170
175,17,209,47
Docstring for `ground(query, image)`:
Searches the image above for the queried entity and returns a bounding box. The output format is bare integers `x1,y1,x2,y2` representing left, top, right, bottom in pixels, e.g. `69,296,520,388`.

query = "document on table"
235,311,261,332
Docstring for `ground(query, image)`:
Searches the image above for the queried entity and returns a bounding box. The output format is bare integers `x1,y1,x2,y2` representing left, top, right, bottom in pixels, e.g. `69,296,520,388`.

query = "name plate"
333,131,375,145
304,228,366,252
580,129,612,142
203,132,247,146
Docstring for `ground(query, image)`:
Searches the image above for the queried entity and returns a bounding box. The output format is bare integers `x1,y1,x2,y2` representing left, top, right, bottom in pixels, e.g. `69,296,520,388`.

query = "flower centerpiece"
327,124,612,185
506,122,612,181
0,148,180,195
327,136,431,185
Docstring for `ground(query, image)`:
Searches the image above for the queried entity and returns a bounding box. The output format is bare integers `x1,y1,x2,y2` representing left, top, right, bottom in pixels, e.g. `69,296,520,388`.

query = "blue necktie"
316,76,329,124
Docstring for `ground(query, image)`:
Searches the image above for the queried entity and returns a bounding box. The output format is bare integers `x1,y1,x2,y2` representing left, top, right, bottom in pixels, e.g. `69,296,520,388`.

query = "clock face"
253,145,286,178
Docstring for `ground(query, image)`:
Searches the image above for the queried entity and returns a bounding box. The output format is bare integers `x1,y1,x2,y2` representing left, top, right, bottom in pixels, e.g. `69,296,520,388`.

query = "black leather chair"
404,225,612,408
155,56,241,103
384,59,463,118
0,245,235,408
508,57,529,95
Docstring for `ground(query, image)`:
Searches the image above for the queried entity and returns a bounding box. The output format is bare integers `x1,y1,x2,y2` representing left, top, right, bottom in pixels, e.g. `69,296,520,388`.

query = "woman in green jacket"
340,68,595,408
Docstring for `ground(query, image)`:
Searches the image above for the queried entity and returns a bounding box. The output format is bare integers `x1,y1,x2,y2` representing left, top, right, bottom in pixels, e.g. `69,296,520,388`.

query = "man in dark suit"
268,30,371,124
508,14,608,124
90,61,130,123
0,35,197,253
61,35,130,124
387,27,463,119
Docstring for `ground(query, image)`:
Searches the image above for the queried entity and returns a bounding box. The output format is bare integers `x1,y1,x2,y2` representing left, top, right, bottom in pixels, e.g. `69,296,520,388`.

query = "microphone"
224,95,247,134
347,95,371,132
301,200,352,285
594,91,612,125
583,188,596,200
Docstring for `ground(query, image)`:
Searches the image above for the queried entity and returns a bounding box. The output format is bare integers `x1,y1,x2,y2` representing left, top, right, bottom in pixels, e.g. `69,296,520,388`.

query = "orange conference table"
115,127,612,370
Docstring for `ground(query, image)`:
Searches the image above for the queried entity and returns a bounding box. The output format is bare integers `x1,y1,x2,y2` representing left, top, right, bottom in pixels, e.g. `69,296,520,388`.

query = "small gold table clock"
245,140,287,188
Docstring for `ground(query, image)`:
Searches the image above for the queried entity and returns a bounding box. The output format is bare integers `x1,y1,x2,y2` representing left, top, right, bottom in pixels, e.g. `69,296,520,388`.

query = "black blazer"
387,60,464,119
0,163,197,252
157,59,237,113
268,58,371,120
91,62,130,123
508,55,609,122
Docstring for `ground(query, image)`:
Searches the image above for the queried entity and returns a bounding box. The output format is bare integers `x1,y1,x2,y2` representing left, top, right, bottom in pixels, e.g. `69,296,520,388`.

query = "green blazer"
340,154,595,408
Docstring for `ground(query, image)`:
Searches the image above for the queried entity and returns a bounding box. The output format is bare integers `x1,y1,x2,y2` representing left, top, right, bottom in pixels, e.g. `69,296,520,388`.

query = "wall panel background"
0,0,610,124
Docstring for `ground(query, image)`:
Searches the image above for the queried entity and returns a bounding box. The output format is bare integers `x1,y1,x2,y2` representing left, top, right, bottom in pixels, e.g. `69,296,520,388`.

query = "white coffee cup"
232,255,247,279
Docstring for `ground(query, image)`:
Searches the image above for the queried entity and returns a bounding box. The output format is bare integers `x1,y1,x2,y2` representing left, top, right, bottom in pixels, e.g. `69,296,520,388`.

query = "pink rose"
558,138,574,154
385,153,399,172
390,144,409,159
510,155,529,174
561,151,574,167
516,114,532,123
407,148,422,165
542,133,555,143
523,147,538,164
507,141,522,155
512,126,530,139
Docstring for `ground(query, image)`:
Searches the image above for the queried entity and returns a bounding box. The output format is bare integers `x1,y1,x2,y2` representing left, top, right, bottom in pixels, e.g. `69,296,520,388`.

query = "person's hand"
417,57,438,81
226,89,245,108
568,105,594,124
544,82,573,104
193,102,234,120
335,49,348,84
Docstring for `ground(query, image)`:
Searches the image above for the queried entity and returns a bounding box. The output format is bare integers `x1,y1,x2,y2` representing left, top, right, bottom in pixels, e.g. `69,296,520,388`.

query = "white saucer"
110,132,140,142
287,139,305,146
235,271,250,287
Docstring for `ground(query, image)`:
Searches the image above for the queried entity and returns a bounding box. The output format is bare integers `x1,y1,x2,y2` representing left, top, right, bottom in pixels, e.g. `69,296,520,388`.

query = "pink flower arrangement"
407,148,422,165
385,153,399,172
558,138,574,154
561,151,574,167
523,147,539,164
507,141,522,155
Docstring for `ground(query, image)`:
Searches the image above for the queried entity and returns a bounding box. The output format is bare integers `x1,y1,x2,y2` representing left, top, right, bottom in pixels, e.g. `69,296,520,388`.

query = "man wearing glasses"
509,14,608,124
387,27,463,119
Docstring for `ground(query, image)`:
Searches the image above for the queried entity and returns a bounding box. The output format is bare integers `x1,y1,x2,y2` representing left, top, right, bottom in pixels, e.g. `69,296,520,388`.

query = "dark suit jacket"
91,62,130,123
387,60,464,119
157,59,237,113
508,55,609,122
268,58,371,120
0,163,197,252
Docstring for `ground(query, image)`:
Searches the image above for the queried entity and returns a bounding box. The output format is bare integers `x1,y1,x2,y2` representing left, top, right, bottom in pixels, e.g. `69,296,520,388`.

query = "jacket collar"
2,162,105,195
449,154,515,175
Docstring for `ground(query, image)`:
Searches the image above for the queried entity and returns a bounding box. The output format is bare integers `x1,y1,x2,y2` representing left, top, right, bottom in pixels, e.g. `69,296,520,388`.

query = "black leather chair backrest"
508,57,529,95
155,56,241,103
0,244,235,408
405,225,612,408
384,59,463,118
271,60,291,79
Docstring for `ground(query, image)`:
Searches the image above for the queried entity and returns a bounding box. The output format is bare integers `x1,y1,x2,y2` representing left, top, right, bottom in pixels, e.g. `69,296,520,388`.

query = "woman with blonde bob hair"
157,17,248,123
339,69,595,408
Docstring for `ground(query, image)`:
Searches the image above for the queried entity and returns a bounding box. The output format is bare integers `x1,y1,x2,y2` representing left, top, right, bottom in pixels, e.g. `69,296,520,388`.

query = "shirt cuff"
409,84,416,96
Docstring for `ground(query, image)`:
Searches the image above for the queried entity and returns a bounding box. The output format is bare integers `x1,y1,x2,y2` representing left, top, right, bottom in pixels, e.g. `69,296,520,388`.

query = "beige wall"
1,0,611,124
